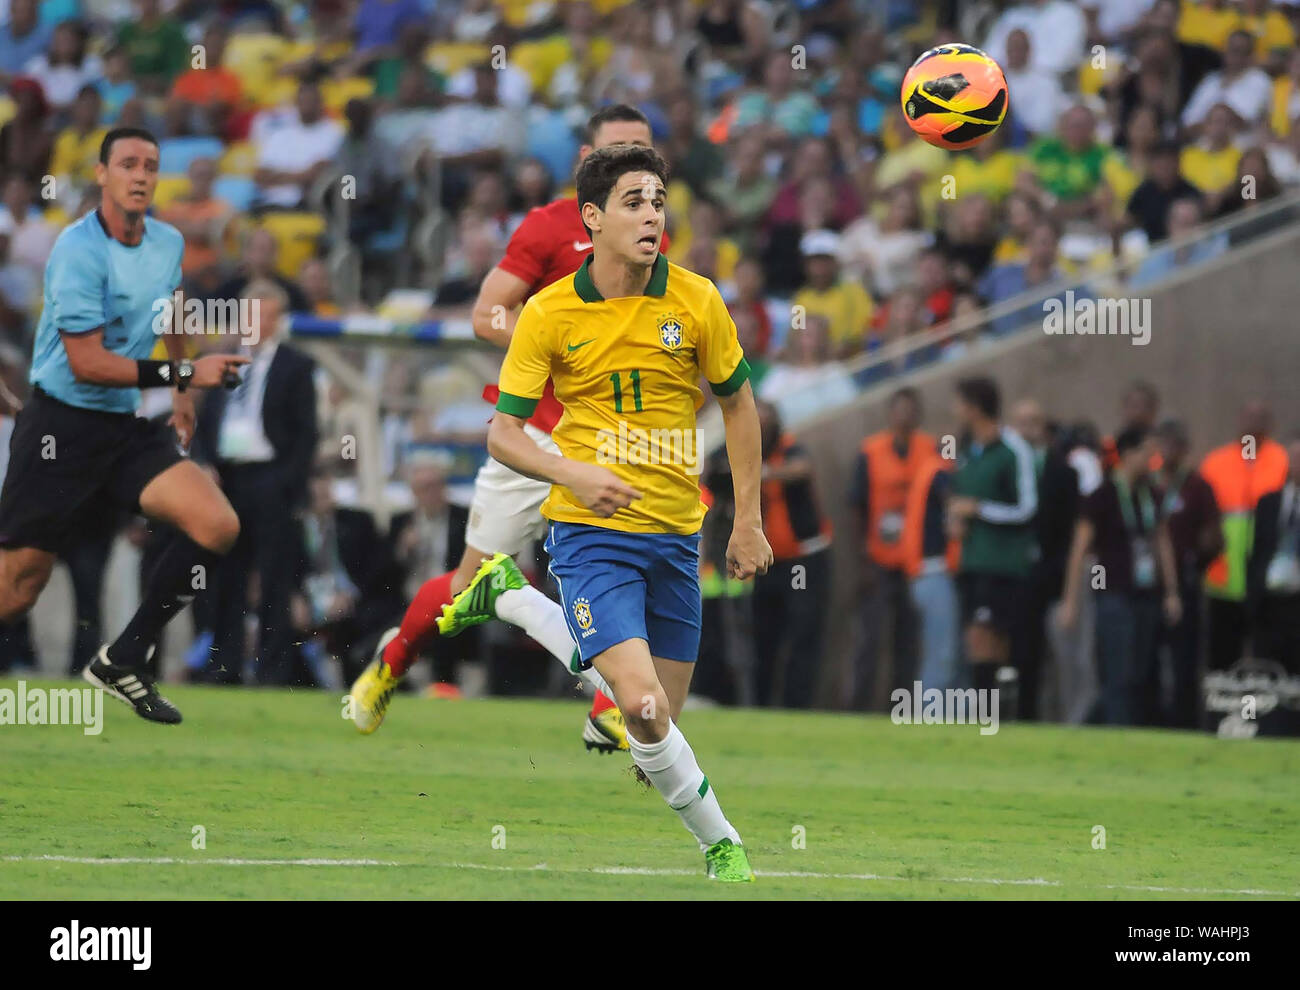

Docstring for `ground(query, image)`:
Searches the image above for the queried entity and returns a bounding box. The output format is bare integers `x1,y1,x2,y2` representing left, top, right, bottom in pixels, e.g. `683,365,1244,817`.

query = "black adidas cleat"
83,645,183,724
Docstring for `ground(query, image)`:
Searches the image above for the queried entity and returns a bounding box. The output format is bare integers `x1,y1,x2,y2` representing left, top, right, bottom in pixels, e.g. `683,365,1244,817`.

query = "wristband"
136,359,175,389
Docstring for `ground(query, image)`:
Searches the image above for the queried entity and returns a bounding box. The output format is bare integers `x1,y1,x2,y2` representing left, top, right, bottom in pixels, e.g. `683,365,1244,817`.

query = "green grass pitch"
1,678,1297,900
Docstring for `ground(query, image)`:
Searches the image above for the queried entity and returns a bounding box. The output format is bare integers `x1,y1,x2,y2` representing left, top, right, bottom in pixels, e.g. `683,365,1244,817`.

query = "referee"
0,127,247,723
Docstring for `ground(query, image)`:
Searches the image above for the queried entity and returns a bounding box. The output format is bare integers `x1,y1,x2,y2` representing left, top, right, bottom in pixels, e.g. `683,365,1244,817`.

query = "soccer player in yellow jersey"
438,145,772,881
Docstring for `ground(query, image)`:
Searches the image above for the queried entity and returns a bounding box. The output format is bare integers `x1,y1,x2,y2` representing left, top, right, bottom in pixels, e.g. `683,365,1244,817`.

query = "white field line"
4,855,1296,897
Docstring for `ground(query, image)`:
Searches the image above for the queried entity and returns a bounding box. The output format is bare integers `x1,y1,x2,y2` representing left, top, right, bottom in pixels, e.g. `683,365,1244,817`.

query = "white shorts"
464,422,558,557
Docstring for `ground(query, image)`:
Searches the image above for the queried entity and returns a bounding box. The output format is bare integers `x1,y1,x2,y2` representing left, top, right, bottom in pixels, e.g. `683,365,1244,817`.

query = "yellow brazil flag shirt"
495,254,749,536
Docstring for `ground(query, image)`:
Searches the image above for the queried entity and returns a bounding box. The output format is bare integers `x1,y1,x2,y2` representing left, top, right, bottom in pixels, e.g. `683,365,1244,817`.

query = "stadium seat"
212,175,257,212
524,108,579,185
224,32,289,94
152,175,191,210
256,77,299,110
323,76,375,113
427,42,490,78
219,141,258,176
257,211,327,279
159,137,225,176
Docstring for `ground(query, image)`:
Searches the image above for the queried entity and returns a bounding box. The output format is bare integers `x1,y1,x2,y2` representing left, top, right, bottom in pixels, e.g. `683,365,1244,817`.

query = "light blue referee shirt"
29,210,184,413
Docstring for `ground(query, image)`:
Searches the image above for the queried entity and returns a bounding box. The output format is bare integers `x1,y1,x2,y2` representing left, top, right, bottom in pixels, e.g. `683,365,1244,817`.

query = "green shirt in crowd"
1028,138,1111,202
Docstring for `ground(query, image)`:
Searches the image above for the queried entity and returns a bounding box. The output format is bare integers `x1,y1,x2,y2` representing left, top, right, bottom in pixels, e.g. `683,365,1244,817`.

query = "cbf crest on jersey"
658,314,684,350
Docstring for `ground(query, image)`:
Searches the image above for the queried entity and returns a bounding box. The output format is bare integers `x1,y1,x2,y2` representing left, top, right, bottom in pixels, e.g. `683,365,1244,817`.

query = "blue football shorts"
544,520,703,667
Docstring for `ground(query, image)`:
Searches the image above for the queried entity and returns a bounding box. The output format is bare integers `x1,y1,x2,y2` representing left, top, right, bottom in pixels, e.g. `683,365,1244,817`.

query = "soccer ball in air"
900,43,1008,150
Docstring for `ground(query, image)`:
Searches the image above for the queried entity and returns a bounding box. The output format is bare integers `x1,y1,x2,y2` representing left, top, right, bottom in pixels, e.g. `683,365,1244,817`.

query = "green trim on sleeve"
495,391,540,418
709,357,751,397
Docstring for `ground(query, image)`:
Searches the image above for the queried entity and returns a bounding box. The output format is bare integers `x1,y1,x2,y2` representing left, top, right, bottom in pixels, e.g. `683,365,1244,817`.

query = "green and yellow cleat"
583,706,630,753
349,627,402,734
705,838,755,882
436,553,527,638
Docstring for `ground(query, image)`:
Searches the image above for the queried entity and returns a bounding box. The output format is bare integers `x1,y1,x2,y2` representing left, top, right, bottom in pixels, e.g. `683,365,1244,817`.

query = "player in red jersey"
350,106,666,750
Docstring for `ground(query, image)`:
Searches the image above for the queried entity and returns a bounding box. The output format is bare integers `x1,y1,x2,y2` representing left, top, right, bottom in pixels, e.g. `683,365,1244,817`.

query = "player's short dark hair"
1124,378,1159,408
888,386,921,412
575,144,669,232
99,126,158,165
1116,425,1149,456
584,103,651,144
1155,418,1188,446
956,376,1000,420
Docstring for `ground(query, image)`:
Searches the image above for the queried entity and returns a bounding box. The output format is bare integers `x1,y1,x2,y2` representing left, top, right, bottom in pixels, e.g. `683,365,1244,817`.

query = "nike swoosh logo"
567,339,595,352
573,240,593,251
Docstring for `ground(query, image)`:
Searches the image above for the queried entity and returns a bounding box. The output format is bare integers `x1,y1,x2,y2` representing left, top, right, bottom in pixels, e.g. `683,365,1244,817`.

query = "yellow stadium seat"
427,42,489,77
323,76,375,113
0,95,13,129
224,33,289,93
1077,60,1120,98
153,175,191,210
257,212,326,280
256,76,298,110
281,39,316,63
219,140,257,176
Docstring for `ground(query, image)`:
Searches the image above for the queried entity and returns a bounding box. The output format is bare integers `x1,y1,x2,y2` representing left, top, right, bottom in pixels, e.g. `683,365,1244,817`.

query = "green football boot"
705,838,755,882
436,553,527,637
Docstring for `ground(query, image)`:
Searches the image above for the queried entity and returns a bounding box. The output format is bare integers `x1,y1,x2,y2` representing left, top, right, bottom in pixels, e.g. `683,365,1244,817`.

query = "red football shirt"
482,197,669,433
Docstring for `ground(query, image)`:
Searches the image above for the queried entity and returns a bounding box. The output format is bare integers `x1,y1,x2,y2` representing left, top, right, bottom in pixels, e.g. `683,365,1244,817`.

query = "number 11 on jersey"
610,369,643,413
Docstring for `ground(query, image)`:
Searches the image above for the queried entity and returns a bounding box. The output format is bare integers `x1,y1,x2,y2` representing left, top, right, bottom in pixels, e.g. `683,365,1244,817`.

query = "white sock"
495,585,612,696
627,721,741,851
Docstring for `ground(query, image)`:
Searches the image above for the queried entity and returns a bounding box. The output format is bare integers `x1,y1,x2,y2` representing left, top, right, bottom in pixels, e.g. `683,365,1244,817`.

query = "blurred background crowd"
0,0,1296,727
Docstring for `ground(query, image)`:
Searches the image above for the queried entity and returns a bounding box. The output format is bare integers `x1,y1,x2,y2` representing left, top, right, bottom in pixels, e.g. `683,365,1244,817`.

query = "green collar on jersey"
574,253,667,303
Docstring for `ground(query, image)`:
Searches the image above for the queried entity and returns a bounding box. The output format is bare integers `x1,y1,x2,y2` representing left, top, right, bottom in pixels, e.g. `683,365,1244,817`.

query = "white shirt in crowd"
424,102,523,158
253,108,345,208
23,53,103,109
984,0,1087,76
445,64,533,110
1068,446,1104,497
218,342,278,463
1003,64,1068,135
1181,67,1273,128
1079,0,1157,42
0,207,58,283
837,218,933,297
758,363,856,426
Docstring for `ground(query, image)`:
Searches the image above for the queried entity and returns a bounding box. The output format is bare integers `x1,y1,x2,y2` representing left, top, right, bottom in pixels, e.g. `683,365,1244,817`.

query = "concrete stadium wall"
797,223,1300,709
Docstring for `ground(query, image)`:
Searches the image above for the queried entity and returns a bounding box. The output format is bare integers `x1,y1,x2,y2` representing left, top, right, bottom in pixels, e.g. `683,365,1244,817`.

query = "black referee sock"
107,535,217,671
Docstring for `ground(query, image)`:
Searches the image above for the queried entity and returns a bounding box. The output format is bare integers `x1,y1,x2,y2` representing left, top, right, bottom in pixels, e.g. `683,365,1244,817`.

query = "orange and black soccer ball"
900,43,1008,150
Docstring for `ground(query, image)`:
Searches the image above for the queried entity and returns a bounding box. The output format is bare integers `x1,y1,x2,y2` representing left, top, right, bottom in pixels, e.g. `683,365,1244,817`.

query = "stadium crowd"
0,0,1296,726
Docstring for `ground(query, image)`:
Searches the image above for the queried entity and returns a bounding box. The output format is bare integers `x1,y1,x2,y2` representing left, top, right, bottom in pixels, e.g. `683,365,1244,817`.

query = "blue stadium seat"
525,109,579,186
159,137,226,176
213,175,258,212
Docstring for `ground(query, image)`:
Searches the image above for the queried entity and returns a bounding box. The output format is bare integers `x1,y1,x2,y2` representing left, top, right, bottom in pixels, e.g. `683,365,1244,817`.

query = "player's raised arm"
701,286,772,579
471,266,532,349
61,329,248,390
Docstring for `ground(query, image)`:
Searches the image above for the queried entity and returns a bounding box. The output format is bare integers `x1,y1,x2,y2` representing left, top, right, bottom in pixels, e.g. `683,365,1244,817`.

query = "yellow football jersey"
496,254,749,536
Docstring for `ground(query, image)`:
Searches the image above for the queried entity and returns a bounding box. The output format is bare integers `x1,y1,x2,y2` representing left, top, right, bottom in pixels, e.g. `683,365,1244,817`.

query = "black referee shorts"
957,571,1028,636
0,387,184,554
